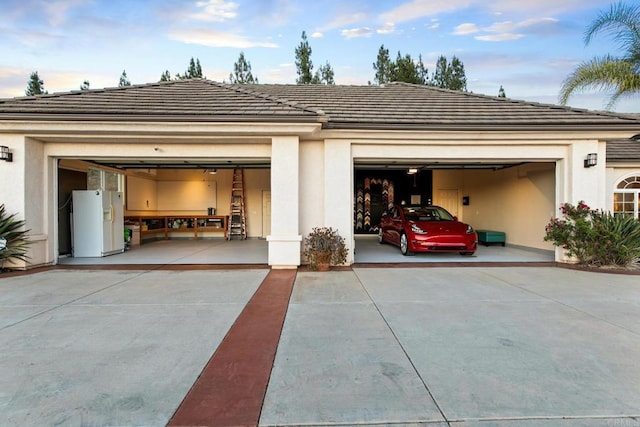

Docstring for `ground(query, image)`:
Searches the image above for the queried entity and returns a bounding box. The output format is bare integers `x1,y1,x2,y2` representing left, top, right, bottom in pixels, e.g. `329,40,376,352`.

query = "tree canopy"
371,46,467,91
431,55,467,91
229,52,258,84
118,70,131,87
25,71,47,96
181,57,203,79
559,2,640,108
295,31,314,84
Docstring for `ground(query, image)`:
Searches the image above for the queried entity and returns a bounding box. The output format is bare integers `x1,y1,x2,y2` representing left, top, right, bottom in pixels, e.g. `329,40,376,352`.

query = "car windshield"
402,206,454,221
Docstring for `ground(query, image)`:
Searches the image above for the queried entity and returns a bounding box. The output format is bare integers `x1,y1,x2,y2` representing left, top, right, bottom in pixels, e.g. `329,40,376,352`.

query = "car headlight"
410,224,428,234
466,225,474,234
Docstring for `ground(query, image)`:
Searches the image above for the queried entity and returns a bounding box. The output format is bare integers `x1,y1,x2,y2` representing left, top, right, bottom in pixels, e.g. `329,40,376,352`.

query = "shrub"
0,204,31,271
544,201,640,267
303,227,348,270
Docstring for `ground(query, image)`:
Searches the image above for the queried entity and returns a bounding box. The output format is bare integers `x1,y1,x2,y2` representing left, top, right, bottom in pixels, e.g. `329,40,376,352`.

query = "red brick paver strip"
168,269,296,427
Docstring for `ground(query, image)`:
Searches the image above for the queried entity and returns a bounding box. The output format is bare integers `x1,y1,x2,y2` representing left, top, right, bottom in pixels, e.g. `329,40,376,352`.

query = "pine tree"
312,61,335,85
80,80,90,90
159,70,172,82
393,52,428,84
431,55,467,91
119,70,131,87
229,52,258,84
181,58,203,79
372,47,428,85
295,31,314,84
498,85,506,98
25,71,47,96
373,45,393,84
449,56,467,91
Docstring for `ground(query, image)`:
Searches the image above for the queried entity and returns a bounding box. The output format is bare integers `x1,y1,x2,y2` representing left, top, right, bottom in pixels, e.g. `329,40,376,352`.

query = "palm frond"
584,1,640,56
559,55,640,106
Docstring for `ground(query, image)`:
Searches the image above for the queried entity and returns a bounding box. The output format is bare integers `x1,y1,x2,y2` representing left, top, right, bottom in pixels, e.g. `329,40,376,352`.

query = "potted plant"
303,227,348,271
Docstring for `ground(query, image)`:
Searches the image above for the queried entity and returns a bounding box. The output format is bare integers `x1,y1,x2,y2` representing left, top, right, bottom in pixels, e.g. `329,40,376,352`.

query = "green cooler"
477,230,506,246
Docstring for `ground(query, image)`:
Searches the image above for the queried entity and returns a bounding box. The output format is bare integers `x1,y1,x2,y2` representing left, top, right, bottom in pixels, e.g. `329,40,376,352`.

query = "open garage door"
353,160,556,264
57,157,271,266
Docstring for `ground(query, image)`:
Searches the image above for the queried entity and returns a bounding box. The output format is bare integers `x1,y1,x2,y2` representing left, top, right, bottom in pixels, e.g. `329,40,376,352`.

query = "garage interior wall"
125,168,270,238
433,163,555,250
59,162,271,239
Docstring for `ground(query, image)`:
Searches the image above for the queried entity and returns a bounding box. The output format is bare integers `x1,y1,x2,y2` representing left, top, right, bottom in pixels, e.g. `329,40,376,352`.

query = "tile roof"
606,138,640,162
0,79,320,122
0,79,638,131
242,82,640,130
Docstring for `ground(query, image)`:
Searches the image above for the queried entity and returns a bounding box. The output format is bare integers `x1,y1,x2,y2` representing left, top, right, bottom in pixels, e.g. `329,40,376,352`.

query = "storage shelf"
125,215,228,243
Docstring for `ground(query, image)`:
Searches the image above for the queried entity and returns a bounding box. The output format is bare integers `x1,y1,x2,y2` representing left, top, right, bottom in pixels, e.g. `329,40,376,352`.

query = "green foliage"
295,31,314,84
25,71,47,96
544,201,640,267
312,61,334,85
186,57,203,78
498,85,506,98
373,45,393,84
119,70,131,87
560,2,640,108
394,52,428,84
80,80,90,90
0,204,31,270
295,31,335,85
229,51,258,84
303,227,348,270
159,70,172,82
431,55,467,91
371,46,467,90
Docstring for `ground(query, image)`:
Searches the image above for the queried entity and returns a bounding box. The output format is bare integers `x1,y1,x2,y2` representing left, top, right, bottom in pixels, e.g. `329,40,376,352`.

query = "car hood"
410,220,469,233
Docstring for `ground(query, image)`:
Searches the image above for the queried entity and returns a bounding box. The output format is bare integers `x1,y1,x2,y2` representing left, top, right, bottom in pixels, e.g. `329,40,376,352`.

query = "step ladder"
227,168,247,240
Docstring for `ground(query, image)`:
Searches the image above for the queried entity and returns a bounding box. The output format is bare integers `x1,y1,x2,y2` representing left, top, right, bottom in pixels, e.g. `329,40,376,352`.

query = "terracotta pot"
312,250,331,271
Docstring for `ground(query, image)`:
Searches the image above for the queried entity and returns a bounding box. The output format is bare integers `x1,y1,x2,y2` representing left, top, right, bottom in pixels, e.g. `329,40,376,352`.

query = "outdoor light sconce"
584,153,597,168
0,145,12,162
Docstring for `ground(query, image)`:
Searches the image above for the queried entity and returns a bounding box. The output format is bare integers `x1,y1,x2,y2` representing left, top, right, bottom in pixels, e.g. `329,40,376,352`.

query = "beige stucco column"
0,135,49,268
323,139,354,264
267,136,302,268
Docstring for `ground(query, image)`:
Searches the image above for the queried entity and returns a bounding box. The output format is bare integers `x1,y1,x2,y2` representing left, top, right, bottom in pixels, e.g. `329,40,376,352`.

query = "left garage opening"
57,158,270,265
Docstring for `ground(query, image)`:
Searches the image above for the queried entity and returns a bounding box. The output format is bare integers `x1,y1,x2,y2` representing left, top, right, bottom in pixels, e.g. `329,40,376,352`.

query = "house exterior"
0,79,639,269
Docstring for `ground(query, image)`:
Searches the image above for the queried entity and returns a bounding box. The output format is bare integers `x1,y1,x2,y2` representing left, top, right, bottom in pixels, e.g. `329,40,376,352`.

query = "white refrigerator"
72,190,125,257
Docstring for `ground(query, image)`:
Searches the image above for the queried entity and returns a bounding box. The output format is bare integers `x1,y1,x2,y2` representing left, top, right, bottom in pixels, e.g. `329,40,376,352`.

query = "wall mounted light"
0,145,12,162
584,153,597,168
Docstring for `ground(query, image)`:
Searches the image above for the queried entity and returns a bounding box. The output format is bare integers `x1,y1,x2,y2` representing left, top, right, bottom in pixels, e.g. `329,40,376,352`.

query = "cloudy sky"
1,0,638,112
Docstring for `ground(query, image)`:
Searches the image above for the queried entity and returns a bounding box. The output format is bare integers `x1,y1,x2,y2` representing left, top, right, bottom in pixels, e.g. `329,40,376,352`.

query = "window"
613,175,640,219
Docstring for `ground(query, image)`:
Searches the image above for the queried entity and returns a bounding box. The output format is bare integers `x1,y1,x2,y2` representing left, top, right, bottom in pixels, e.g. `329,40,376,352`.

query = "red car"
378,204,477,256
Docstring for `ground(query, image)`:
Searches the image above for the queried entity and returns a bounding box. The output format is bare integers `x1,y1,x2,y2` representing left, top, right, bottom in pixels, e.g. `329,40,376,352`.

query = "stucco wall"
433,163,556,250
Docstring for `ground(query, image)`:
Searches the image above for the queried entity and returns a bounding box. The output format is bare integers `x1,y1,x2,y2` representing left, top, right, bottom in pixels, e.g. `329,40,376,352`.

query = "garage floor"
57,236,554,266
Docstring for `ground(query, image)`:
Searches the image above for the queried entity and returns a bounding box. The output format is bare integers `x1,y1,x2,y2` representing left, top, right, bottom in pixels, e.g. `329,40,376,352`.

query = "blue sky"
1,0,638,112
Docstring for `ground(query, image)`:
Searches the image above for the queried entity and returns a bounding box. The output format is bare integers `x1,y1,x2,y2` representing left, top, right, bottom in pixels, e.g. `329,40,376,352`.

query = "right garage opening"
353,161,557,263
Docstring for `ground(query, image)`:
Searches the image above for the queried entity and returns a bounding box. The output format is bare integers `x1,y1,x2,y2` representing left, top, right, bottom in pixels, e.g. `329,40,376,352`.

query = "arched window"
613,175,640,219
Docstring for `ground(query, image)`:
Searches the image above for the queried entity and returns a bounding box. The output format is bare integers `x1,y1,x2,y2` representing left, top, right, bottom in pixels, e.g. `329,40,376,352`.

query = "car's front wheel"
400,233,414,256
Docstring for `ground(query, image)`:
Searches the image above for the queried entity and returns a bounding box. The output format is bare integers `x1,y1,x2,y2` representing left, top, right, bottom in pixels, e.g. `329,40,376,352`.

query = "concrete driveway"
1,266,639,426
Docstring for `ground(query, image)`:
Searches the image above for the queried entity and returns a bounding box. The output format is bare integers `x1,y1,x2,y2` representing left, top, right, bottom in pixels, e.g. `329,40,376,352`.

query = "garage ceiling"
88,157,271,170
